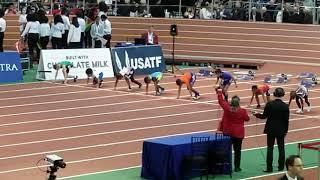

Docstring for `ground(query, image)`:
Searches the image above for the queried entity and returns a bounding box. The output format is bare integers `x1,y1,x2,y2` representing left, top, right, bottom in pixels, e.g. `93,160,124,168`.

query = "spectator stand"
298,142,320,180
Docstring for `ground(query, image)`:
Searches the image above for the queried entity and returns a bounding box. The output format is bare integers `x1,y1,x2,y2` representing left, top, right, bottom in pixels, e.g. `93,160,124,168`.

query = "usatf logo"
114,50,162,70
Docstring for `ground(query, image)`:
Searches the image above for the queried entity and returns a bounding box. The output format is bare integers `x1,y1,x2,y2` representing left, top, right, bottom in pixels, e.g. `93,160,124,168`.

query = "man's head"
176,79,183,86
148,25,154,33
144,76,151,84
252,85,258,93
273,87,285,98
285,155,303,177
86,68,93,77
53,64,60,70
215,69,222,76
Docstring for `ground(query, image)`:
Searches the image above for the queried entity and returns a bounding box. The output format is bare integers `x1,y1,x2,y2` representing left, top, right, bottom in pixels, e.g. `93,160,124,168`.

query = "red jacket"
217,91,250,139
141,32,158,45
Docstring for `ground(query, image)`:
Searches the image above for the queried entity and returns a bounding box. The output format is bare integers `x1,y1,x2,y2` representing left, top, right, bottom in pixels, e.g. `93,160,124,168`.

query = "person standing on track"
53,61,78,84
176,71,200,100
144,71,164,96
253,87,289,173
216,87,250,172
114,66,142,90
215,69,237,101
249,84,271,108
288,85,311,114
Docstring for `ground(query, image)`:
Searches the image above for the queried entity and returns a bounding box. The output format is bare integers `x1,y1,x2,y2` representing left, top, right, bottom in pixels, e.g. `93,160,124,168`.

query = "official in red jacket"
217,88,250,172
141,25,158,45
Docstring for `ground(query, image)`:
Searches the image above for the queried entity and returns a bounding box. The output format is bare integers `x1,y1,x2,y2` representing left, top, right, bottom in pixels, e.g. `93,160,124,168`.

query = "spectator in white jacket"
61,7,70,49
90,16,104,48
101,14,112,48
39,15,50,50
77,12,86,48
50,15,65,49
68,17,81,49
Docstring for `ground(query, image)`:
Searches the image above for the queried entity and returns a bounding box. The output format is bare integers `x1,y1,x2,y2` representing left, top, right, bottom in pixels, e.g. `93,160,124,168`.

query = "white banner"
37,49,114,80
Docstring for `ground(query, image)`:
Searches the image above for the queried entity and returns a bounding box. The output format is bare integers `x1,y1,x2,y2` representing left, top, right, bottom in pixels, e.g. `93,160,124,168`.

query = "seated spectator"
278,155,304,180
200,1,212,19
231,1,245,21
141,25,158,45
5,3,17,15
184,7,195,19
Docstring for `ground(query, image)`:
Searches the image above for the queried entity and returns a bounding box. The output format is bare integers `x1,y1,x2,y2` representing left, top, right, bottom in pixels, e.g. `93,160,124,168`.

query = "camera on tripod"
45,154,66,180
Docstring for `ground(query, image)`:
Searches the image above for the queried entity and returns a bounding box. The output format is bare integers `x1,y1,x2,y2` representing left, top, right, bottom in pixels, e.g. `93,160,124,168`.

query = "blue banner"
0,52,23,83
111,45,165,75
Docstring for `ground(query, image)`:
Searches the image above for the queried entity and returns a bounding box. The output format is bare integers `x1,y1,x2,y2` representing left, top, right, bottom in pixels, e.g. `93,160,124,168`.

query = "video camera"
45,154,66,180
45,154,66,168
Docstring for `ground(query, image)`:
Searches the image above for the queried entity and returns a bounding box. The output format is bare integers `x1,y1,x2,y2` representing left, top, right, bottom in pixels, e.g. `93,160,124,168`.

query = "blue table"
141,133,232,180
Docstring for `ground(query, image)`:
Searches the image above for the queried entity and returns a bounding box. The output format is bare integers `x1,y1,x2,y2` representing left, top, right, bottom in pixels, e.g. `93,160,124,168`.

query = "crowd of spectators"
0,0,317,24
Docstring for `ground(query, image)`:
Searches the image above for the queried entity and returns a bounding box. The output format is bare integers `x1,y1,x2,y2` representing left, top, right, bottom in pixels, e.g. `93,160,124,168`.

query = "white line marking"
163,42,320,54
0,111,318,149
1,84,318,127
0,89,101,101
0,84,66,94
163,48,320,61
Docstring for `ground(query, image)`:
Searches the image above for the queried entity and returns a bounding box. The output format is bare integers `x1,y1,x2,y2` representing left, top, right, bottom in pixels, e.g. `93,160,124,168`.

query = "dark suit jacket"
256,99,289,136
278,174,304,180
141,32,158,45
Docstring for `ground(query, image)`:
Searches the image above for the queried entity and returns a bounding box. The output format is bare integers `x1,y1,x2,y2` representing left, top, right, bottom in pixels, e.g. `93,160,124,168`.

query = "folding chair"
211,133,232,178
183,136,210,180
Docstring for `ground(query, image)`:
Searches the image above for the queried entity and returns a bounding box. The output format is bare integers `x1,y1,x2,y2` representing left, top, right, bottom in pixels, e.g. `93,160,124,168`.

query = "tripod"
170,35,182,75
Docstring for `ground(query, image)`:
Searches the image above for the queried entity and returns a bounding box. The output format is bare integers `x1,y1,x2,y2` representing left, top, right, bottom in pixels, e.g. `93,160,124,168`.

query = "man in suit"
141,25,158,45
253,87,289,172
278,155,304,180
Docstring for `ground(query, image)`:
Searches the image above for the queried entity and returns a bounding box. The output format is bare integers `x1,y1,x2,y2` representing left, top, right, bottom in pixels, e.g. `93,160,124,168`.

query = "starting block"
197,69,215,77
235,74,254,80
264,75,288,84
276,73,293,79
233,70,255,76
301,80,314,89
301,77,318,88
233,70,255,81
297,72,317,79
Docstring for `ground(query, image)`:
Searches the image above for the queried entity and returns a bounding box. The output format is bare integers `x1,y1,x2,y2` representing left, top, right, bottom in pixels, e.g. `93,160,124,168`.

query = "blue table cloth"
141,132,232,180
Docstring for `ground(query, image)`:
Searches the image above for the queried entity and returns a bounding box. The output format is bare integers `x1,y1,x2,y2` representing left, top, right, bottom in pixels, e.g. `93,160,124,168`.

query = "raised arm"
217,89,229,111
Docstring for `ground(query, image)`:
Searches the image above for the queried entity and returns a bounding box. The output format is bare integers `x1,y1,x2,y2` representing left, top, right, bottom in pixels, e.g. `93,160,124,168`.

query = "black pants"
103,34,112,48
28,33,40,61
296,95,310,109
85,29,92,48
62,30,69,49
0,32,4,52
231,137,243,169
39,36,49,49
69,42,81,49
94,40,101,48
266,134,285,170
80,32,85,48
51,37,62,49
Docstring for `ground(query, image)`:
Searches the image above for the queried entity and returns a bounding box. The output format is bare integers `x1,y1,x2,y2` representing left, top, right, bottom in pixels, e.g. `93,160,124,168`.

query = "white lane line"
0,89,101,101
0,127,319,174
1,85,319,127
0,81,50,87
0,92,135,109
0,109,215,137
0,84,66,94
0,110,318,149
